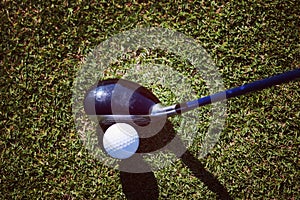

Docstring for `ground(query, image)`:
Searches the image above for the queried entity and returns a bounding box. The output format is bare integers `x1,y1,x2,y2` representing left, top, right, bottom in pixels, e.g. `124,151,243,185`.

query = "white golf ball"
103,123,139,159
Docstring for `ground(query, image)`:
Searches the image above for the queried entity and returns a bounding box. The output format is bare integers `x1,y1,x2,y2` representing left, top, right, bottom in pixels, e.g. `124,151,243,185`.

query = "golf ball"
103,123,139,159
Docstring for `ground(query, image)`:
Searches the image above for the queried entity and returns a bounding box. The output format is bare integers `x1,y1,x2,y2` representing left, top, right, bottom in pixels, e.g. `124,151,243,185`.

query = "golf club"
84,68,300,126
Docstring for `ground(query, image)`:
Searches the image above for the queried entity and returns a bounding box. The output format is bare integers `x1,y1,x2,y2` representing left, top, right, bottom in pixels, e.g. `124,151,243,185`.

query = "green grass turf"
1,0,299,199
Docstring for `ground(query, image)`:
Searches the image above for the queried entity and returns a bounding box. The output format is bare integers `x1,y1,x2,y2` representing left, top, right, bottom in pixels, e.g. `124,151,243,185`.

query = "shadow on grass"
120,156,159,200
119,150,232,200
100,121,232,199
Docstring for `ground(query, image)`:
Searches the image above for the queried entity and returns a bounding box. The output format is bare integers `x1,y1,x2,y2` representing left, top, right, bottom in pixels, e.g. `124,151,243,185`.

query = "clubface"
84,79,160,124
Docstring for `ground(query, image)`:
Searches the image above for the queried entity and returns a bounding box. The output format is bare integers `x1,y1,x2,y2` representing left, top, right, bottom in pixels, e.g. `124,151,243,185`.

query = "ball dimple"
103,123,139,159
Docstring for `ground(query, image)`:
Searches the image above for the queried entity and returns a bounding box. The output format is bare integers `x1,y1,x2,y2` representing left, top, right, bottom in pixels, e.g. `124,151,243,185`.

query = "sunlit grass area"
1,1,299,199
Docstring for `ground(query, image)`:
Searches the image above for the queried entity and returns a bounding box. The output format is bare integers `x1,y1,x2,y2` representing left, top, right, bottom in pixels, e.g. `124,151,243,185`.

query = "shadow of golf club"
116,120,232,200
119,151,232,200
180,151,233,200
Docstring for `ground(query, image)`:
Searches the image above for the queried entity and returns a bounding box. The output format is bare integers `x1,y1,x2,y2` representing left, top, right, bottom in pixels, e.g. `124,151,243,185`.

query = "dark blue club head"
84,79,175,154
84,79,160,117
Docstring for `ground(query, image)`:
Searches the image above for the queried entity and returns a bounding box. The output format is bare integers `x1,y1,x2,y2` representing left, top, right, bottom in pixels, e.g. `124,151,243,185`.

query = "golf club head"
84,79,161,126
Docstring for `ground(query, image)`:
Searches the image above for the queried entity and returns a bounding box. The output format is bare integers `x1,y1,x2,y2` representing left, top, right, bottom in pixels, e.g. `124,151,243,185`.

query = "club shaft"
171,68,300,115
97,68,300,125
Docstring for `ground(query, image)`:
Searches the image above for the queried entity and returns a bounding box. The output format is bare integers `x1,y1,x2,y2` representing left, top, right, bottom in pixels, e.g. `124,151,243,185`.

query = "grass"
1,0,299,199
